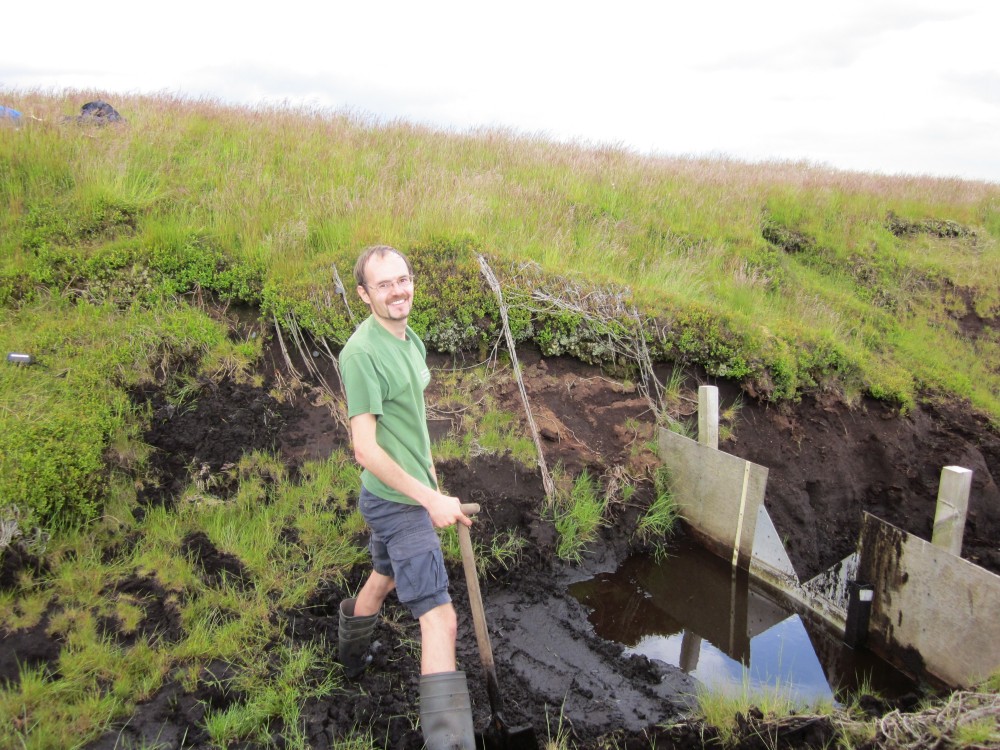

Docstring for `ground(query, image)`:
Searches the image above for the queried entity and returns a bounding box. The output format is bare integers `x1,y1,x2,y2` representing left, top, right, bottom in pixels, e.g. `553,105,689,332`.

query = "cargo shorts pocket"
388,531,447,606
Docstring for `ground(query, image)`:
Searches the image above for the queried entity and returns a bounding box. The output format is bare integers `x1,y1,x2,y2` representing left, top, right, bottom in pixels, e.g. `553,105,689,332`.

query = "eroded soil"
3,331,999,749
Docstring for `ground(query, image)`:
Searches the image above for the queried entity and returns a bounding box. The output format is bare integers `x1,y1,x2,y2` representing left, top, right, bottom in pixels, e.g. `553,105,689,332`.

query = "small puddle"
569,537,917,703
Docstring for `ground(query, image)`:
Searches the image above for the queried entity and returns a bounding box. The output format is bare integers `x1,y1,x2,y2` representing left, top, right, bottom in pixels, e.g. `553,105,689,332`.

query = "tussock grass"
636,466,682,553
551,469,607,563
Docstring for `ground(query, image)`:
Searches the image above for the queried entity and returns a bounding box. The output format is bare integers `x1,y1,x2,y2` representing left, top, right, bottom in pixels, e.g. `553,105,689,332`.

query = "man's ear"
357,285,372,306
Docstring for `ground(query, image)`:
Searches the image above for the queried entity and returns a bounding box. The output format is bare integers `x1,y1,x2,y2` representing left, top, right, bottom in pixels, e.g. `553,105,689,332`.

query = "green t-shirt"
339,315,434,505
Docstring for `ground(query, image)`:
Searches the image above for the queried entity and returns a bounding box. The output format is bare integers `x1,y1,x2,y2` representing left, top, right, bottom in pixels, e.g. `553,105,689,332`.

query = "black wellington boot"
419,670,476,750
338,598,378,678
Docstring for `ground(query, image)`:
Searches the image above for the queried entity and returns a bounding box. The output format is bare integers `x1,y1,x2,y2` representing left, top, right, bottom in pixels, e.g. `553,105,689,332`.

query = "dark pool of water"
569,537,917,704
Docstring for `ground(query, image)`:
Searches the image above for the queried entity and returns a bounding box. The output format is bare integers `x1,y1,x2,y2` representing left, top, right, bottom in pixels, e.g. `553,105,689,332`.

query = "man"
338,245,475,750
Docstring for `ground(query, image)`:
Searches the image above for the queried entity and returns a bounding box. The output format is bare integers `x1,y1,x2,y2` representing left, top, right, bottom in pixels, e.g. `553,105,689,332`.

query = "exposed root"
601,464,637,508
498,260,685,431
272,312,349,434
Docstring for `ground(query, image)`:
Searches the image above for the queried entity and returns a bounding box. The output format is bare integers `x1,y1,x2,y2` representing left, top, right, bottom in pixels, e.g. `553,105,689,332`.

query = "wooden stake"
931,466,973,556
477,254,555,502
698,385,719,449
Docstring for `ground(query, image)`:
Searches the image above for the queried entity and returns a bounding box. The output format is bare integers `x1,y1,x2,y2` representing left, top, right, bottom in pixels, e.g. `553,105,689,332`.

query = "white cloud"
704,6,968,72
2,0,999,182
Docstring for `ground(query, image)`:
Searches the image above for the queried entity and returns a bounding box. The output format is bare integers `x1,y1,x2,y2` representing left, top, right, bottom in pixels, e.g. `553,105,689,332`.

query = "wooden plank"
658,427,769,567
858,513,1000,687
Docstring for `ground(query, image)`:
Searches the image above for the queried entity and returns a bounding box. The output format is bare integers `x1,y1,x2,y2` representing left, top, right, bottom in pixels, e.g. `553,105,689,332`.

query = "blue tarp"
0,105,22,120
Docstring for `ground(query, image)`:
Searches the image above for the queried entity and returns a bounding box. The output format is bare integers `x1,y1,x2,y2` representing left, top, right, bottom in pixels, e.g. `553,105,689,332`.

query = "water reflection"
569,537,915,702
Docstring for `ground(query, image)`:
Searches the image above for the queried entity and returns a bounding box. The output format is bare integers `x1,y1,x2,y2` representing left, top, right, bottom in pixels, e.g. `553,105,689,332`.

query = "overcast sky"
4,1,999,183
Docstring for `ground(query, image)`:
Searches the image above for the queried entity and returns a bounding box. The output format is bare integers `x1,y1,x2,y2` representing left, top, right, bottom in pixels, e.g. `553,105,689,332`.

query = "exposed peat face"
4,341,996,749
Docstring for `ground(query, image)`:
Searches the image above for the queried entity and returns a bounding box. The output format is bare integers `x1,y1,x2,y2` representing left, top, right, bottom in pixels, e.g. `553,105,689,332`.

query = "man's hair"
353,245,414,287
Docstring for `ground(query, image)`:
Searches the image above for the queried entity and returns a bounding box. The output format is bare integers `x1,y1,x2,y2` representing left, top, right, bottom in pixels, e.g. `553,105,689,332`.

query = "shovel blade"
476,716,539,750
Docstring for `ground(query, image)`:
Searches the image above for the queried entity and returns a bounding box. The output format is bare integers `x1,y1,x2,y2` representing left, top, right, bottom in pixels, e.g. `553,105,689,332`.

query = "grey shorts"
359,485,451,619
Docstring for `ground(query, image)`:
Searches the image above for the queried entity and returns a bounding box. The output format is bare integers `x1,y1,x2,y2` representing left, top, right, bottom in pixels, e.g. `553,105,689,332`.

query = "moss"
657,305,754,381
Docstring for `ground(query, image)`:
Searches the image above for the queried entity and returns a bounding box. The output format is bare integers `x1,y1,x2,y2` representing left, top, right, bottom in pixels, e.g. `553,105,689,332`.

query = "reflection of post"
931,466,973,556
679,630,702,673
729,566,738,656
728,565,751,664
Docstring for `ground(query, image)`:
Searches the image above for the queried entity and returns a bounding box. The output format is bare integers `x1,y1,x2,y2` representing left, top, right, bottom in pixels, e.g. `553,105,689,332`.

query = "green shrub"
407,236,503,353
658,306,754,380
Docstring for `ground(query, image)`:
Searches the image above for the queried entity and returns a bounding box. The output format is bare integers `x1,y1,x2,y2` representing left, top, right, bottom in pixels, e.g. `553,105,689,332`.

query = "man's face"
357,252,413,323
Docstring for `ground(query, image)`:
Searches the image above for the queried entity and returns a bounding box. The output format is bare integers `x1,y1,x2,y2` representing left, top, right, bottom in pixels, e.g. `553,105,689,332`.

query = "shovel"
458,503,539,750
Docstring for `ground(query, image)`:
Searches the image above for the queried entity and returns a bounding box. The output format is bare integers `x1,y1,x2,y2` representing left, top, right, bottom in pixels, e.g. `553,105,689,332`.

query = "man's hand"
350,412,473,528
424,491,473,529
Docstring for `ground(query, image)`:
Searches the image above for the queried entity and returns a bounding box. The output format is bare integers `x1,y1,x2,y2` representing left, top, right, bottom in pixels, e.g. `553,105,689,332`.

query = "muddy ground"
4,329,1000,749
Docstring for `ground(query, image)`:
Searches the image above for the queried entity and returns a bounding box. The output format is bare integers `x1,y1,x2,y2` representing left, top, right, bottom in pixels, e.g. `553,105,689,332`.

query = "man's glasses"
366,275,415,294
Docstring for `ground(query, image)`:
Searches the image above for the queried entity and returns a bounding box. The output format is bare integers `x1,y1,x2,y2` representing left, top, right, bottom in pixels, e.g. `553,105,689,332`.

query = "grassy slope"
3,91,998,408
1,90,1000,748
3,89,999,523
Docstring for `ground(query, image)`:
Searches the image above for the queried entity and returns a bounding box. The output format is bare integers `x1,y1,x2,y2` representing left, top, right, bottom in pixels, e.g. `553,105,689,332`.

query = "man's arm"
351,412,471,529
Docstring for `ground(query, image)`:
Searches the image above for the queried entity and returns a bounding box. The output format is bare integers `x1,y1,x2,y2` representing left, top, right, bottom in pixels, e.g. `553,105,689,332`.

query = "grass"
0,446,368,749
694,674,835,748
719,394,743,444
1,89,998,747
428,360,539,467
431,406,537,466
955,718,1000,748
543,703,574,750
439,523,527,579
690,671,1000,750
0,429,535,747
979,670,1000,695
0,294,249,531
0,626,172,749
201,643,336,749
550,469,608,563
636,466,682,555
3,91,998,421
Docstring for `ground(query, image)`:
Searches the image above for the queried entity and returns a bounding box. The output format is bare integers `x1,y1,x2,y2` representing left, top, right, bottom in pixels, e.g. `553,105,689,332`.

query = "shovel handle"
456,504,496,675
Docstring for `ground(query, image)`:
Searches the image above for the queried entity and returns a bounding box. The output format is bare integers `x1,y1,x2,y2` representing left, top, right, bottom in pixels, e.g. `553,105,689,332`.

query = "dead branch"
273,312,349,434
499,262,683,430
272,313,302,381
810,691,1000,750
331,264,355,325
477,254,556,502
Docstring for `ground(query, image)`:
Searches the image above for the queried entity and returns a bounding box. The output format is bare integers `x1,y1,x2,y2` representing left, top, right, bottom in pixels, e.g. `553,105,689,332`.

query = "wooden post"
931,466,973,556
698,385,719,449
